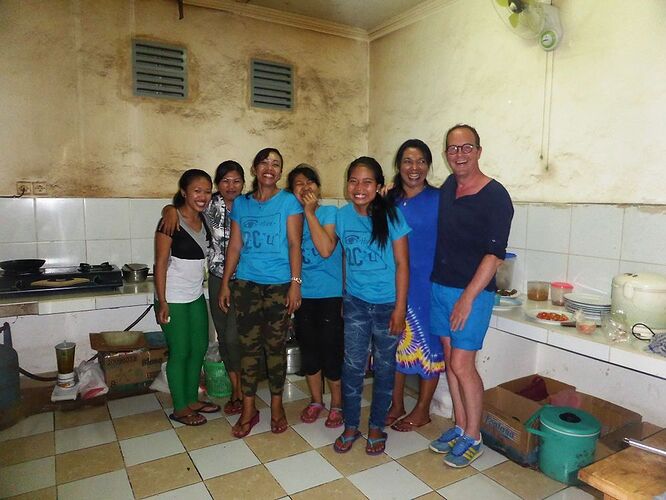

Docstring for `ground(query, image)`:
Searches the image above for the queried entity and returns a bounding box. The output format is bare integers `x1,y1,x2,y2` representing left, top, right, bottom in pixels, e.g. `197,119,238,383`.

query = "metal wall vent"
132,40,187,99
251,59,293,110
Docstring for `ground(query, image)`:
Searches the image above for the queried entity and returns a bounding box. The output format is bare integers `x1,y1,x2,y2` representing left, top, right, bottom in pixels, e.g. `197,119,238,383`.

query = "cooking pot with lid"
611,272,666,339
121,263,150,283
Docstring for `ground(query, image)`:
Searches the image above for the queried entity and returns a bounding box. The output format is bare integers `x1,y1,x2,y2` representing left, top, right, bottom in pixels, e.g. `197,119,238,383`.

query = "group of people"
153,123,513,468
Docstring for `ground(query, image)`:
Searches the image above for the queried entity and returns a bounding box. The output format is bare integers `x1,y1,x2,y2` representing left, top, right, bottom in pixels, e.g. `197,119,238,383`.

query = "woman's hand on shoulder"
388,308,406,335
285,283,302,315
158,205,180,236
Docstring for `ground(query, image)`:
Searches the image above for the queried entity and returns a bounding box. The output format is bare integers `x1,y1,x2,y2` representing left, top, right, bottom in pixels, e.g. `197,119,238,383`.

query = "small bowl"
101,330,142,347
576,319,596,335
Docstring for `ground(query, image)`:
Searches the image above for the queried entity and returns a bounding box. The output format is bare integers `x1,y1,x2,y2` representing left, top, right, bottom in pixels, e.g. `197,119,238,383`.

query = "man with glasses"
428,124,513,468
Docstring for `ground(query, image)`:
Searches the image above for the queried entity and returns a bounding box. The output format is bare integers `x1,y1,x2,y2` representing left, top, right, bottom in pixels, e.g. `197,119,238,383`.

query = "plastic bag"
205,342,221,362
76,360,109,400
149,362,170,393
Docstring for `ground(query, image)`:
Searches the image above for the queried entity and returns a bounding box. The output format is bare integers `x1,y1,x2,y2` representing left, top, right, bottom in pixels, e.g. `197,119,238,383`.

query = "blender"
52,341,78,401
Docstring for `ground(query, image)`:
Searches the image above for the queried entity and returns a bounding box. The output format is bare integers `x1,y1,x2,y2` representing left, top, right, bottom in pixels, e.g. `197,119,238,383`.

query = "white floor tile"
256,383,308,405
189,439,260,480
286,373,305,382
57,469,133,500
265,450,341,495
348,461,431,500
546,486,595,500
403,395,418,414
55,420,117,454
164,407,224,428
292,420,342,448
223,407,272,436
107,393,162,419
381,427,430,459
146,481,213,499
0,456,55,497
119,429,185,466
470,444,508,471
0,412,53,442
437,474,520,500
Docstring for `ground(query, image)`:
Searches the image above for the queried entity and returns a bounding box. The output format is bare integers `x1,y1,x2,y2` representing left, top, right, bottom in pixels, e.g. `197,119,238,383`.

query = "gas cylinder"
0,322,21,429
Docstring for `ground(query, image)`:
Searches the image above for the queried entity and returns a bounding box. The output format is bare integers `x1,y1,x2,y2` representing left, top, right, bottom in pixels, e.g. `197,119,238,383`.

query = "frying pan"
0,259,46,273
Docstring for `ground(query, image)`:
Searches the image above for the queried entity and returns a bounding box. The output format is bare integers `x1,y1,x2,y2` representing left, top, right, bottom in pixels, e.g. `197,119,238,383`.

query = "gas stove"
0,262,124,297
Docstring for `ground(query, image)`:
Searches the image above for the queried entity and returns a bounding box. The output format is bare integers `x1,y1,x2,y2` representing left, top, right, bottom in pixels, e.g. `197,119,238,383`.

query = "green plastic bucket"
204,360,232,399
526,405,601,485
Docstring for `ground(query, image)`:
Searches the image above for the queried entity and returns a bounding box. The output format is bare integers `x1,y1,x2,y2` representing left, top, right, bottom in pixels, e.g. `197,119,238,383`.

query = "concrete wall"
369,0,666,204
0,0,368,199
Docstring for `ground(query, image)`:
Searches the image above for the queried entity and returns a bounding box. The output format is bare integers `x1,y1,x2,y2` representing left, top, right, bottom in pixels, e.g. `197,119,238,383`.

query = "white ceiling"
234,0,431,31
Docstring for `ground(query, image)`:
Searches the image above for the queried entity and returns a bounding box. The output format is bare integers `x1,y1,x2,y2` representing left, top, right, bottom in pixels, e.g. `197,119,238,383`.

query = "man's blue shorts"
430,283,494,351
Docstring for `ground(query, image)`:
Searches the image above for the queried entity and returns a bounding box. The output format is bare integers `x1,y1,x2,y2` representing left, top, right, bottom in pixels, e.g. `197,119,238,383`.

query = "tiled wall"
2,198,665,295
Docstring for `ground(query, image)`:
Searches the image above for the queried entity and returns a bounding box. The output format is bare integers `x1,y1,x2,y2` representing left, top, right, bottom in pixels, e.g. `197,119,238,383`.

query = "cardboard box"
576,392,642,451
499,375,574,403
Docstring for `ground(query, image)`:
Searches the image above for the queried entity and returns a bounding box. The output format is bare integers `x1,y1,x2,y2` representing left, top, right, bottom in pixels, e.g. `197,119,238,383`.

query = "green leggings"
157,295,209,411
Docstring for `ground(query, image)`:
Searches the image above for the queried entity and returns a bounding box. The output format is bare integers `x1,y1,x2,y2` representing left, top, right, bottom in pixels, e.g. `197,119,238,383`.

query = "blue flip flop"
365,432,387,455
333,429,362,453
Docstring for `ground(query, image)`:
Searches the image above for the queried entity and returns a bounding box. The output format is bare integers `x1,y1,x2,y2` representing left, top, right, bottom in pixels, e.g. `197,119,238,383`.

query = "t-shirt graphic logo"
241,213,282,253
343,230,386,271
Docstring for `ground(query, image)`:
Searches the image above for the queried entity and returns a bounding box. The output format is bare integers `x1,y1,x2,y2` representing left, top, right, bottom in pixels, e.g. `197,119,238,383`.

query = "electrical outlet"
32,181,48,195
16,181,32,196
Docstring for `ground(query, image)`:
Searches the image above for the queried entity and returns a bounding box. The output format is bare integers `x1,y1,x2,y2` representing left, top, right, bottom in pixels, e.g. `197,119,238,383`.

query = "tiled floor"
0,376,620,499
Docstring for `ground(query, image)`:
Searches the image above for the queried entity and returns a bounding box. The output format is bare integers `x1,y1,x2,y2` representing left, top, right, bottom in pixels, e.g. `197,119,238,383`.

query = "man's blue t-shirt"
231,190,303,285
336,203,411,304
302,205,343,299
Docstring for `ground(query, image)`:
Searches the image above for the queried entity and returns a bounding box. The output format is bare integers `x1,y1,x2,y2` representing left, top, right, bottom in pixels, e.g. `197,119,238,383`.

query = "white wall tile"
621,206,666,265
86,239,131,267
129,199,169,239
0,242,37,261
36,198,85,241
524,250,568,283
570,204,623,259
526,204,571,253
84,199,130,240
37,241,87,267
619,260,666,277
508,203,527,249
0,198,35,242
131,238,154,266
567,255,619,295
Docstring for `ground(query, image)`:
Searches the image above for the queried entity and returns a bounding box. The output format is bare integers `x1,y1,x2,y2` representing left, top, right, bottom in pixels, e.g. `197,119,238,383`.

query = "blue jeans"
342,294,399,430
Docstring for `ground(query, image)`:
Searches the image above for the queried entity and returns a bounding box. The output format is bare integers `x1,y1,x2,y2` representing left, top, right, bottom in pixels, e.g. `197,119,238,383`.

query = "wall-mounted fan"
492,0,563,51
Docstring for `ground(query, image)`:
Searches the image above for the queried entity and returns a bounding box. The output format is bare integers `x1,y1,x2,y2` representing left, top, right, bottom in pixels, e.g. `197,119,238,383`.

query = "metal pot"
121,263,150,283
0,259,45,273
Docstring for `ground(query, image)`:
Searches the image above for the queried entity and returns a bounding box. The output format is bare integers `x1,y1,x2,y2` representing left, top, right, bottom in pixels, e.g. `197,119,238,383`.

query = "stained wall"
0,0,368,199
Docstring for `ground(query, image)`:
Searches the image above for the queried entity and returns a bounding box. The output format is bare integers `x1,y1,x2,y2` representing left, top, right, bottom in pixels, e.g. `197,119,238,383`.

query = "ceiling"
233,0,431,31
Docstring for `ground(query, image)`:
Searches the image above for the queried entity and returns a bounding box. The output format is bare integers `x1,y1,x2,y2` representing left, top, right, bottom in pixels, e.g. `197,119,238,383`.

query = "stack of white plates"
563,292,611,321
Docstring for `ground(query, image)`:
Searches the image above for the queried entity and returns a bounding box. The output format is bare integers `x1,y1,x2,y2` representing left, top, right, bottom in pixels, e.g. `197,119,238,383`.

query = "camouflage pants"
231,279,290,396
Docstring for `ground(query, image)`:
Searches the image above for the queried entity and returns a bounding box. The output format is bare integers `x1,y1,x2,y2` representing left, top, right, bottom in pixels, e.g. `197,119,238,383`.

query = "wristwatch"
291,276,302,285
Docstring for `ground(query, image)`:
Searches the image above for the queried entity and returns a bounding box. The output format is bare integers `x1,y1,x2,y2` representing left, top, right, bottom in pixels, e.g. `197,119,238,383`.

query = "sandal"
391,417,431,432
333,428,362,453
384,409,405,426
300,402,325,423
271,415,289,434
232,411,260,438
325,407,344,428
223,398,242,416
169,412,207,427
189,401,221,414
365,431,388,455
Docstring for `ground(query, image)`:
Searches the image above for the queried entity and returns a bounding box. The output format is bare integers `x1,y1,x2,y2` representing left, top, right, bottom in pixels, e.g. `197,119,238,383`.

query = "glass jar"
551,282,573,306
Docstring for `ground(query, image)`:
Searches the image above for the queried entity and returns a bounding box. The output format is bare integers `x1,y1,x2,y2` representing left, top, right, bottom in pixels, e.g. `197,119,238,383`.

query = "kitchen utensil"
0,259,46,273
564,292,611,322
611,272,666,339
527,281,549,301
121,263,149,283
623,437,666,458
525,405,601,485
55,341,76,388
495,252,516,290
100,330,143,347
550,282,573,306
493,296,523,311
525,309,570,325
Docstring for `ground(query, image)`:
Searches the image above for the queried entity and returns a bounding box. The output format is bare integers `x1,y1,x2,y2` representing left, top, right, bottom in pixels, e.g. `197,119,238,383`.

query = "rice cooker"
611,272,666,339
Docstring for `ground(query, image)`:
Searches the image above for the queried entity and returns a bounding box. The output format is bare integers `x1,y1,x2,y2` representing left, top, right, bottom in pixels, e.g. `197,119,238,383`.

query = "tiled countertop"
491,299,666,379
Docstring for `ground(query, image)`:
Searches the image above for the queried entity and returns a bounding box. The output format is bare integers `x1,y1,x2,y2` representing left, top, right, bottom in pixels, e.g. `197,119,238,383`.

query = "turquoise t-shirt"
336,203,411,304
302,205,343,299
231,190,303,285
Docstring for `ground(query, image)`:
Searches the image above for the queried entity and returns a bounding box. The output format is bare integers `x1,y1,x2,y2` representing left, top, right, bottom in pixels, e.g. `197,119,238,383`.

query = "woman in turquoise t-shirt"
219,148,303,438
333,156,410,456
287,164,344,429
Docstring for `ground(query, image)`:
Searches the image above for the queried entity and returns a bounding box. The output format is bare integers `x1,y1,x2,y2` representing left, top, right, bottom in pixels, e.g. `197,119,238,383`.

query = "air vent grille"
132,40,187,99
251,59,293,110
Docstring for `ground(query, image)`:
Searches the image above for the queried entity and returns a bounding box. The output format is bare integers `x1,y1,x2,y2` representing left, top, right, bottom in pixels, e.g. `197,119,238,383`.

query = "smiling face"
218,170,243,204
253,151,283,189
445,127,482,179
291,173,320,204
347,165,379,214
399,147,430,192
182,176,212,213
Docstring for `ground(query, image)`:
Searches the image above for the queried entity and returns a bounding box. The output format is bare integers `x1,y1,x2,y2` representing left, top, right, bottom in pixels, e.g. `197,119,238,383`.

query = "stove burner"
78,262,113,272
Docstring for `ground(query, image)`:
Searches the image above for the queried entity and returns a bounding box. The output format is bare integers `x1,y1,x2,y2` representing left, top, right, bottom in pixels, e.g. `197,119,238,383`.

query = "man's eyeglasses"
445,143,477,155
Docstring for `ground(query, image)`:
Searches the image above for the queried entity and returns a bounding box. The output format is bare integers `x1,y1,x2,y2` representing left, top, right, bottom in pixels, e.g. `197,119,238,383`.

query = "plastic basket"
204,360,232,398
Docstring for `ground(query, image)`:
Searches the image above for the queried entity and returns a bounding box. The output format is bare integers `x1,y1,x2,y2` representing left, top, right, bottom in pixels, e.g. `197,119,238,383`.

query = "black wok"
0,259,46,273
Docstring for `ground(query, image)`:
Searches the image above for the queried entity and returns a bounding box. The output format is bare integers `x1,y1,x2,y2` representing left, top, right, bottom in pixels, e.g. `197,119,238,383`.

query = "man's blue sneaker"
429,425,464,454
443,434,483,468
